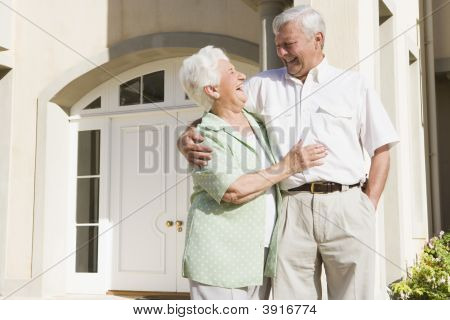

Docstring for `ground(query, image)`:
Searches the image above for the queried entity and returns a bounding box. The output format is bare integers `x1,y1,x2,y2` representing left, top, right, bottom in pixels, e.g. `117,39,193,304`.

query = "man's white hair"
179,46,229,112
272,5,326,41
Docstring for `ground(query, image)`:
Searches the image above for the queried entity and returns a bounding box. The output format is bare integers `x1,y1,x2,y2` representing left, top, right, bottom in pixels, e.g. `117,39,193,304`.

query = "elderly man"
179,5,399,300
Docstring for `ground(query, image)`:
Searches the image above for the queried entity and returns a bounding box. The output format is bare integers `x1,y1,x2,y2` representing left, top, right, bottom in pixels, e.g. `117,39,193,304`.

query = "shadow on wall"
0,68,10,80
106,0,260,48
435,73,450,232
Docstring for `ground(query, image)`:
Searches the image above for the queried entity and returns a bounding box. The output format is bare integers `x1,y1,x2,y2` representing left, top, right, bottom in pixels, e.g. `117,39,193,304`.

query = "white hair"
179,46,229,112
272,5,326,41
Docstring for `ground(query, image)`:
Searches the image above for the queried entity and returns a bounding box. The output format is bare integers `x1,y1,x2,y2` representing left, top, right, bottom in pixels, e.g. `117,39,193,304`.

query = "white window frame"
109,60,175,113
71,82,109,116
66,118,112,294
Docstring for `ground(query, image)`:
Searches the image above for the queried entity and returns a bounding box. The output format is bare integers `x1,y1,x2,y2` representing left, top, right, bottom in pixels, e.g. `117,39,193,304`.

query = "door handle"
166,220,174,227
176,220,183,232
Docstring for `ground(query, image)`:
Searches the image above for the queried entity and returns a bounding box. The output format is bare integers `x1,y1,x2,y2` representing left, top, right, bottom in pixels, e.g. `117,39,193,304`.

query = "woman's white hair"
179,46,229,112
272,5,326,42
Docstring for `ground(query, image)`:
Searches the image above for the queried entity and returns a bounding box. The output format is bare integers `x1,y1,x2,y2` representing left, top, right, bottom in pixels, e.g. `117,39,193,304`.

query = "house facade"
0,0,448,298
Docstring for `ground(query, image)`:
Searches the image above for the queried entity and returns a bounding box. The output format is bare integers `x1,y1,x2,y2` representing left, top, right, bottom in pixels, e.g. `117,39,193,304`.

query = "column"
257,0,293,70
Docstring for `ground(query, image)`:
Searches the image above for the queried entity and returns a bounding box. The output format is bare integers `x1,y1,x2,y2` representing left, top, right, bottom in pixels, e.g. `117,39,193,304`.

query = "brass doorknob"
176,220,183,227
166,220,174,227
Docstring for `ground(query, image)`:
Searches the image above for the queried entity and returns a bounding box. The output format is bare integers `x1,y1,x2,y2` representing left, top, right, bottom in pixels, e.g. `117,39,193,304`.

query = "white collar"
284,56,328,84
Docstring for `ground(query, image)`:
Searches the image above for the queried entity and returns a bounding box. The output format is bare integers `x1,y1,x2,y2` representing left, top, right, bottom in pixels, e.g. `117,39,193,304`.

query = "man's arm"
177,118,212,167
365,144,390,210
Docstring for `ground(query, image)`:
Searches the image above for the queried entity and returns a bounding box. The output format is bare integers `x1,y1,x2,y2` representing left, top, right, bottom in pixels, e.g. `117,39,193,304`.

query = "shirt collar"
284,56,328,84
198,111,230,132
199,109,265,153
199,109,254,134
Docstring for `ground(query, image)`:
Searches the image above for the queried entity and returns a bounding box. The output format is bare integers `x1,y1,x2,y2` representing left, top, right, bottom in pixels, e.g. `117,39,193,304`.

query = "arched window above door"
119,70,165,106
83,97,101,110
70,57,258,118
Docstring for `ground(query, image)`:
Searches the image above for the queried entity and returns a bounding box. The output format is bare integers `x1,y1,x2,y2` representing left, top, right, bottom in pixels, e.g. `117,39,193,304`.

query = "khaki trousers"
273,187,376,300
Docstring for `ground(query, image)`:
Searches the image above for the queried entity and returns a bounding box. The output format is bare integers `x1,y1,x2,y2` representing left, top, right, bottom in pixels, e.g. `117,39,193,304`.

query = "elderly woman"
179,46,326,300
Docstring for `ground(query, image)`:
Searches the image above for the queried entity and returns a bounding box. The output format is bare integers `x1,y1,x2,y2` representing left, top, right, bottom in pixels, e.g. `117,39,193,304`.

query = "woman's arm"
222,140,327,204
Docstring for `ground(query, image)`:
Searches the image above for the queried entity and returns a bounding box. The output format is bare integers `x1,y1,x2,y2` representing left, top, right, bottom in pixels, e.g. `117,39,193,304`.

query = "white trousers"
190,277,270,300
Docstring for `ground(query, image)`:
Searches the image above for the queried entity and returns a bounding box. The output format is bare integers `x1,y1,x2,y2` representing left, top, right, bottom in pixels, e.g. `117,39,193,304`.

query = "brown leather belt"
288,182,360,194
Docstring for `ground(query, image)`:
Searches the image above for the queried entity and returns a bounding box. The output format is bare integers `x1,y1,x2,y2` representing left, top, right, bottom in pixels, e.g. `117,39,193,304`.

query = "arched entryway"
34,33,259,295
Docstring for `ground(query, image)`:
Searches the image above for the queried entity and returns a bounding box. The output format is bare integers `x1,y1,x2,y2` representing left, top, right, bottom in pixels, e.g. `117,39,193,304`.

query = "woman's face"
216,59,247,107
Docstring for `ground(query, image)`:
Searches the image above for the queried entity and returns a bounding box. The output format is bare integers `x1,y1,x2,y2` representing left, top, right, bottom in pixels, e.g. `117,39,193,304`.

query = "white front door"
110,111,180,291
109,108,203,292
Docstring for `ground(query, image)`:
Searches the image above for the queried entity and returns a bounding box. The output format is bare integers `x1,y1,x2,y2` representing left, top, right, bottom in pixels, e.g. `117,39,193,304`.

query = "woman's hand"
282,140,327,173
222,140,327,204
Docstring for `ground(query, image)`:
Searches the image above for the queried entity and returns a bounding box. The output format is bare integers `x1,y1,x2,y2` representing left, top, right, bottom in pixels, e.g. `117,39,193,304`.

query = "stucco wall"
0,0,13,51
0,70,13,294
312,0,359,70
106,0,259,47
5,0,109,280
293,0,359,70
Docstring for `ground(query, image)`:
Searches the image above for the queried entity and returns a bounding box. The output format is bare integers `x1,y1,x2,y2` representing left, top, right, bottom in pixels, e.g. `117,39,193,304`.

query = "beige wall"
294,0,359,70
5,0,109,280
107,0,259,46
0,70,13,293
379,11,402,284
0,0,13,51
313,0,359,70
379,0,429,273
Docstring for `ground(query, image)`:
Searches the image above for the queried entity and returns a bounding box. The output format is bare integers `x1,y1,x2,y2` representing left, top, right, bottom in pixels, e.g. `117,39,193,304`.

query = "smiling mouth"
285,57,298,65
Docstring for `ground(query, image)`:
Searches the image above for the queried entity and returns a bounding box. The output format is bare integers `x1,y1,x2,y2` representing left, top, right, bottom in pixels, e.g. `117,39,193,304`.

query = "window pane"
120,77,141,106
77,130,100,176
83,97,101,110
143,71,164,103
76,177,99,224
76,226,98,273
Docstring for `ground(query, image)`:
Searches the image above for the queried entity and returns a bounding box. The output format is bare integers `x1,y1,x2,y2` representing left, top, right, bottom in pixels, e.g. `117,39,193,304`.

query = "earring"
212,92,220,99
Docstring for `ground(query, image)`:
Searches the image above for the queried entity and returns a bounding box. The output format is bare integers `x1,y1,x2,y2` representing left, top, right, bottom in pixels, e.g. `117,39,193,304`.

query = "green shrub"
389,231,450,300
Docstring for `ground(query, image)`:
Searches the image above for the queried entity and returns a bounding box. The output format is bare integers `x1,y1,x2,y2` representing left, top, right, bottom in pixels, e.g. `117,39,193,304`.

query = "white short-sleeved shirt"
244,58,399,190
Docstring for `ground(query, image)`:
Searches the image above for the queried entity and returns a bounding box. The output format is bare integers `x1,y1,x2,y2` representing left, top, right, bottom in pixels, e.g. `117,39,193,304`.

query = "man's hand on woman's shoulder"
177,121,212,167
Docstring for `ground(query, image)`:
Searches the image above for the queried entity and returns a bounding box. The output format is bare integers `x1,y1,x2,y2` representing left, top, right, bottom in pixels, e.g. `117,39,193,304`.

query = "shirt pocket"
309,104,354,147
315,103,353,119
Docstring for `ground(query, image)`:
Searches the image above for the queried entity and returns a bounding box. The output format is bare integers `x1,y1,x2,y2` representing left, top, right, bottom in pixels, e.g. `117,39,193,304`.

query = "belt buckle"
310,182,326,194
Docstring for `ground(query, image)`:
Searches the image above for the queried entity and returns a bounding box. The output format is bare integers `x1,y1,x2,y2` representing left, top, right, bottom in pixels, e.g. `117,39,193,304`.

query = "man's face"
275,21,322,80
